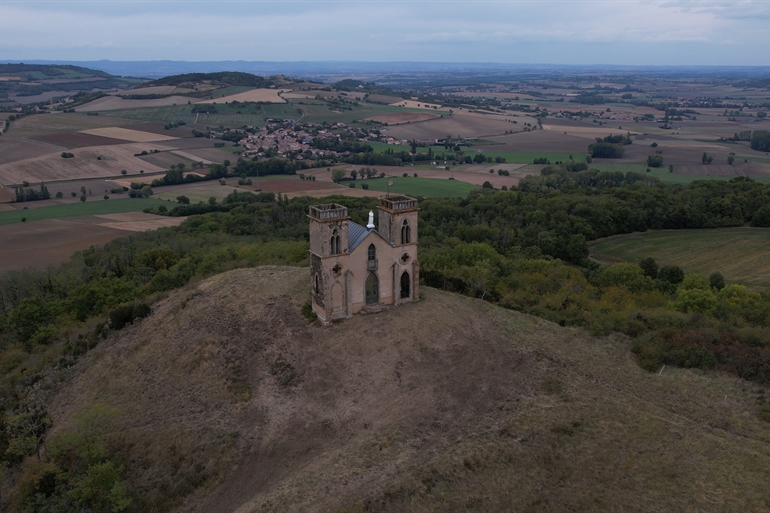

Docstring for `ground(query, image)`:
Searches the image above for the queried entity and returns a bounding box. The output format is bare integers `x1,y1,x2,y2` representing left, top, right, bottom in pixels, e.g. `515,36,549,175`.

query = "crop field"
33,132,128,148
80,127,178,142
365,112,441,124
0,142,168,184
76,95,195,112
384,112,519,140
589,227,770,288
94,105,197,124
197,88,287,104
0,198,169,226
350,176,479,197
0,137,64,164
7,112,145,138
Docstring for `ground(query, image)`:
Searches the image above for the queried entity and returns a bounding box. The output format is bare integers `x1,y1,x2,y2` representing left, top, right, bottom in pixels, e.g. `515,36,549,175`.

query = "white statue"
367,210,375,229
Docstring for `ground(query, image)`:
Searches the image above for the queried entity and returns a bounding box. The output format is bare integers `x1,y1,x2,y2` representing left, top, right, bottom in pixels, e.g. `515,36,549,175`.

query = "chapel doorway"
365,272,379,305
400,271,410,299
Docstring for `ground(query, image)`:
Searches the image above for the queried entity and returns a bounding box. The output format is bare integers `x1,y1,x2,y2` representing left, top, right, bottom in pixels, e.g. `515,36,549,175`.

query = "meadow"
589,227,770,288
352,176,479,197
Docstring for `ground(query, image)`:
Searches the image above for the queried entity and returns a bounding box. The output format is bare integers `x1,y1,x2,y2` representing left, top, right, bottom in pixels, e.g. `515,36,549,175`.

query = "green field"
0,198,169,226
483,151,587,164
589,227,770,288
97,102,303,127
353,176,478,197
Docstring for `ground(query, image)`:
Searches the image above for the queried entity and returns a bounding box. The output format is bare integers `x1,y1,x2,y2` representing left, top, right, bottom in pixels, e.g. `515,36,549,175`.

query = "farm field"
7,112,146,138
351,176,479,197
197,88,287,104
0,212,184,273
0,198,170,226
589,228,770,288
365,112,441,124
76,95,195,112
0,142,169,184
0,136,65,164
383,112,520,140
79,127,178,142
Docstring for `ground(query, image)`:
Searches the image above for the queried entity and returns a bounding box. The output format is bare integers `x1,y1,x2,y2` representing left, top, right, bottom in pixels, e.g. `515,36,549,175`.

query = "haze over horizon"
2,0,769,67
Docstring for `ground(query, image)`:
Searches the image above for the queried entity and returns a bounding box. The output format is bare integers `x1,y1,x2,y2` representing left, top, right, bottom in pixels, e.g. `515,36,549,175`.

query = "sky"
1,0,769,66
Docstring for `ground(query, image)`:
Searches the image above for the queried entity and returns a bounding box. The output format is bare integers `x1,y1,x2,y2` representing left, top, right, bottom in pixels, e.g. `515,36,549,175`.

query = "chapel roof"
348,221,373,252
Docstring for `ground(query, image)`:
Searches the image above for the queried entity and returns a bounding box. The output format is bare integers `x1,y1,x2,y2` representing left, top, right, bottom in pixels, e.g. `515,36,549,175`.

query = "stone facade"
308,195,420,325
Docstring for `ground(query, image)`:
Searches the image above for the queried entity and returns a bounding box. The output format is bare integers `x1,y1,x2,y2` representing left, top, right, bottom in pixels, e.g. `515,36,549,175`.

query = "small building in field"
308,195,420,324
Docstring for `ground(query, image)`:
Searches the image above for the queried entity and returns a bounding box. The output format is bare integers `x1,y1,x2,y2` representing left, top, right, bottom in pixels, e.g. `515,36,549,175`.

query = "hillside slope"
50,267,770,512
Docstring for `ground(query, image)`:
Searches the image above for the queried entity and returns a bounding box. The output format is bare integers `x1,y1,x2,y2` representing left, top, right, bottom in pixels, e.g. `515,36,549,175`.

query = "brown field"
252,178,341,194
0,213,181,273
0,186,15,203
80,127,178,142
115,85,177,96
388,100,444,109
76,95,195,112
0,136,65,164
127,122,193,138
47,267,770,512
0,143,168,184
384,112,518,140
303,164,522,189
137,151,197,169
197,89,287,104
8,112,144,138
33,132,129,148
480,130,592,153
365,94,403,104
365,112,441,124
169,149,217,165
154,138,229,150
542,119,642,139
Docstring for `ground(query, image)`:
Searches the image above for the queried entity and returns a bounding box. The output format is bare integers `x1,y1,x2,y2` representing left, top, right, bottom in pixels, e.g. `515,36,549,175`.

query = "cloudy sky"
1,0,769,65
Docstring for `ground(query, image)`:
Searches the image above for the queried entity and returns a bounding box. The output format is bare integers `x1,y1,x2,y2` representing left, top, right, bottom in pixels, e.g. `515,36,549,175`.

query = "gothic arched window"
401,220,411,244
330,229,340,255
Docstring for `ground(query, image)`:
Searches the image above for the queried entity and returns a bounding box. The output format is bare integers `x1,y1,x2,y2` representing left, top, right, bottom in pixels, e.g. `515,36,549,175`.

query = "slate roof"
348,221,374,252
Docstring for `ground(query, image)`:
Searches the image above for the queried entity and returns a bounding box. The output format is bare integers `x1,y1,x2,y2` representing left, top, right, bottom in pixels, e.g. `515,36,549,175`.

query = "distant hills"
0,63,142,101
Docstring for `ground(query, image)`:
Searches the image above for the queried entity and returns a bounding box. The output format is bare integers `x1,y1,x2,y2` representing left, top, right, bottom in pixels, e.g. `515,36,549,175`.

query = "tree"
80,195,86,202
121,170,127,175
709,272,725,291
727,155,735,165
350,169,358,180
659,265,684,285
176,195,190,204
140,185,152,198
332,169,346,183
639,257,659,279
55,191,63,199
646,155,663,168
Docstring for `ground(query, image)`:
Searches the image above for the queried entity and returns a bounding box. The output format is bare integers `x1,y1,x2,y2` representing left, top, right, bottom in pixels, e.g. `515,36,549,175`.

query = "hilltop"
44,266,770,512
0,63,142,103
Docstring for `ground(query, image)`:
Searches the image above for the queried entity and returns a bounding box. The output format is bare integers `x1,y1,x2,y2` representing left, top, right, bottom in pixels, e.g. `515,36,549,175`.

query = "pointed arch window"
367,243,377,269
401,220,411,244
330,229,341,255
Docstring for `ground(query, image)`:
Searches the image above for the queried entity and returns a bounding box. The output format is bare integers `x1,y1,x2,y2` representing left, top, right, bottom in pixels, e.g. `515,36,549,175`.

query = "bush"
589,142,625,159
109,302,151,330
646,155,663,167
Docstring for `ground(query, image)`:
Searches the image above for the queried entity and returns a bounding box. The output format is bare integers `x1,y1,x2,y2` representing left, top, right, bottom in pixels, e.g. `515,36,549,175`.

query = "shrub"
109,302,151,330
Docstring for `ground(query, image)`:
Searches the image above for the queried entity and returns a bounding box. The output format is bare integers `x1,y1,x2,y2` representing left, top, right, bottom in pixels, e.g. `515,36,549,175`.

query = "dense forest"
3,169,770,510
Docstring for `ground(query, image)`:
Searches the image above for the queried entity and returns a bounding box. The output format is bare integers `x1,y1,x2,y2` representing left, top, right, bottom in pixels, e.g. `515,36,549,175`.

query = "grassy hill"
0,63,142,100
44,266,770,513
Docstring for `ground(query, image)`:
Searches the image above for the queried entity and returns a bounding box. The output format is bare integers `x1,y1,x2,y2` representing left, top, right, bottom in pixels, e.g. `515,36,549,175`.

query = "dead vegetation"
44,266,770,513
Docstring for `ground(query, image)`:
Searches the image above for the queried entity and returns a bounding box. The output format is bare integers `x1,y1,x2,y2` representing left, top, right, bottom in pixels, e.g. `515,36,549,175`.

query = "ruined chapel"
309,195,420,325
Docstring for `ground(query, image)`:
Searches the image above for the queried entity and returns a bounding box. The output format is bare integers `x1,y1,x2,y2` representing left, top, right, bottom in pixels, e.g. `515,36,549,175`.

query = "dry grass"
80,127,178,143
388,100,443,110
384,112,517,140
197,89,287,104
46,267,770,513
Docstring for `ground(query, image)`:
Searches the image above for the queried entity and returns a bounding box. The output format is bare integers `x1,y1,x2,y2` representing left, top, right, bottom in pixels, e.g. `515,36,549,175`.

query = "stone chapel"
308,194,420,325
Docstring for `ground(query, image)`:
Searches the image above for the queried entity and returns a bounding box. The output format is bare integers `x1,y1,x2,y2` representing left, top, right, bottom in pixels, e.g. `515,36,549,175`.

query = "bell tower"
308,204,351,324
377,195,418,247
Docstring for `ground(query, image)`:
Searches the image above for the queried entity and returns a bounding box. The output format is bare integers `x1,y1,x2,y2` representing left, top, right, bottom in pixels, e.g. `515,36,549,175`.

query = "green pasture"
589,227,770,288
101,105,197,124
0,198,169,226
351,176,478,197
482,151,587,164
